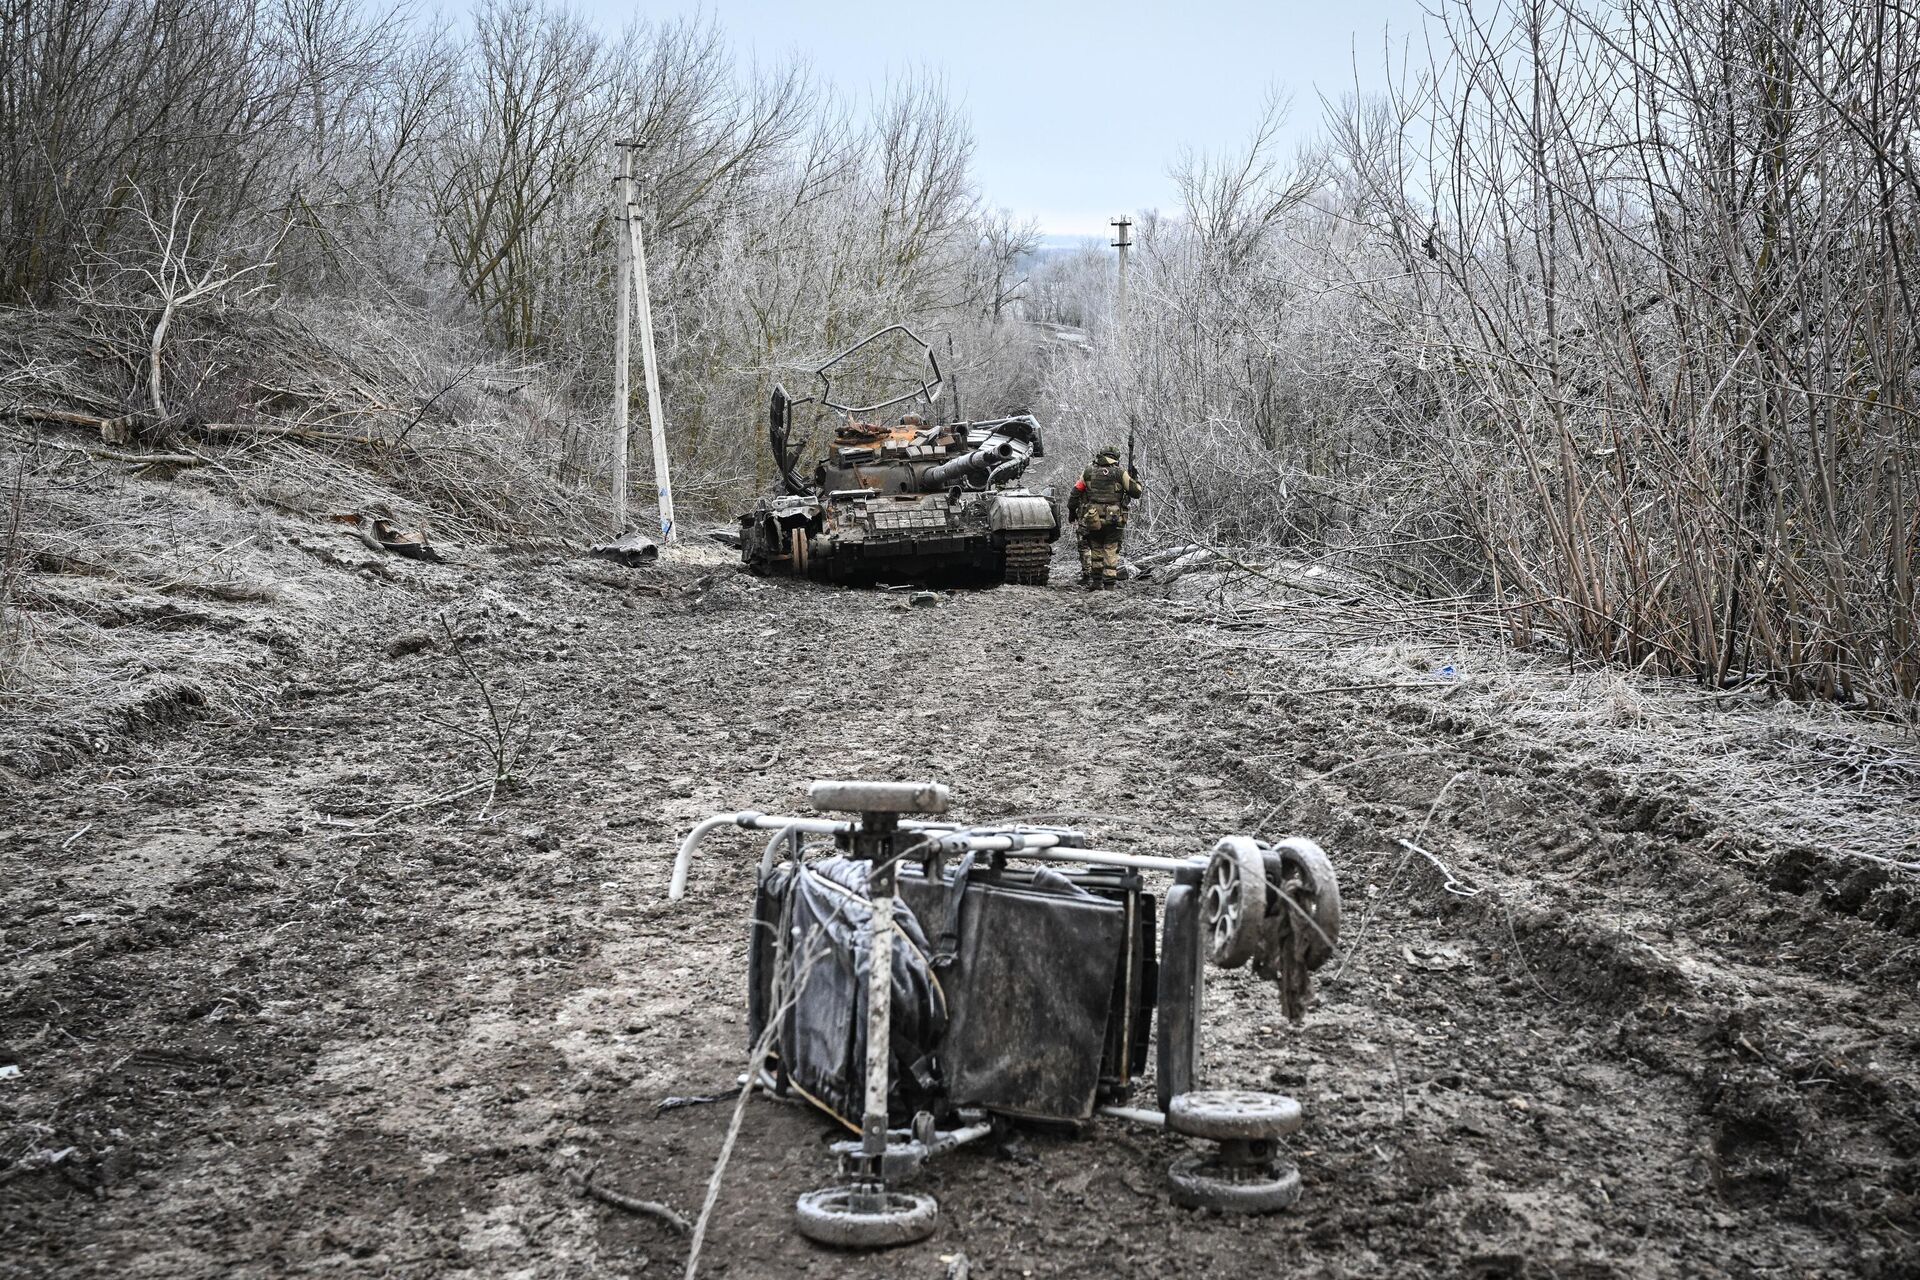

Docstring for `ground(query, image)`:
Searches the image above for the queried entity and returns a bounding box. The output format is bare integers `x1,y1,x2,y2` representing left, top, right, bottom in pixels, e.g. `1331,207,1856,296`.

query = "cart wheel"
794,1185,938,1249
1168,1153,1302,1214
1166,1090,1303,1141
1267,838,1341,969
1156,884,1205,1113
1202,837,1269,968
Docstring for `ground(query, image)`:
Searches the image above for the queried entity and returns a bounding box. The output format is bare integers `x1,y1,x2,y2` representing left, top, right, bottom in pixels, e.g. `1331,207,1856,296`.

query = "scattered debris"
5,1145,74,1171
588,531,660,567
1397,838,1483,897
1402,944,1473,972
331,512,447,563
910,590,939,608
654,1086,741,1114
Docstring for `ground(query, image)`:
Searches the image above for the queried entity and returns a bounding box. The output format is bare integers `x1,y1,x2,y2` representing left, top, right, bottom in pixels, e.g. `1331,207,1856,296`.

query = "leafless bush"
1354,0,1920,707
428,613,531,804
1036,1,1920,713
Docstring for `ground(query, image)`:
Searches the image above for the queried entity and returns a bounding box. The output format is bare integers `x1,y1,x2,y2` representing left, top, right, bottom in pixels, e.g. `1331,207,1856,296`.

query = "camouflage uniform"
1066,447,1143,589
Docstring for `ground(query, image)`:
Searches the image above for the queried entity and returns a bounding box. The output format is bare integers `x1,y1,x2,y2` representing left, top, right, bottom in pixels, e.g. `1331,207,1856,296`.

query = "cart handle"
670,811,1201,900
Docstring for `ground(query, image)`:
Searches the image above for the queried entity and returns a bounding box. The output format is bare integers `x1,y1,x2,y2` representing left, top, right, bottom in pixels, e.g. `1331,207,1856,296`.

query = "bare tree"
1050,0,1918,707
65,176,287,438
973,208,1042,323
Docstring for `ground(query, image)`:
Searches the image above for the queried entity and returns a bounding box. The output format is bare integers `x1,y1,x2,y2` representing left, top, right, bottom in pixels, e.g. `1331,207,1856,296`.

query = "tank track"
1001,535,1054,586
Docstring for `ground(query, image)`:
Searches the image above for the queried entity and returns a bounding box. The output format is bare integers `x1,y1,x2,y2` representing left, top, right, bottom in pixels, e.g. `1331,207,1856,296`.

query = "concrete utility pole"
611,155,633,536
611,143,678,543
1111,215,1133,324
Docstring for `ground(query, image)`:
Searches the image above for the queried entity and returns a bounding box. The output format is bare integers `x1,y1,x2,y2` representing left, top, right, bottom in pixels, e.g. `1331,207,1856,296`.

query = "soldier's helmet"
1095,444,1121,461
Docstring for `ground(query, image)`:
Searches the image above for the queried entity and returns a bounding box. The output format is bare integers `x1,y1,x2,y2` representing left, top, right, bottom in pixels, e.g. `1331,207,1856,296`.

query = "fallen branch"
567,1167,692,1235
4,430,203,468
1146,538,1374,600
324,779,493,840
8,405,392,450
8,405,140,435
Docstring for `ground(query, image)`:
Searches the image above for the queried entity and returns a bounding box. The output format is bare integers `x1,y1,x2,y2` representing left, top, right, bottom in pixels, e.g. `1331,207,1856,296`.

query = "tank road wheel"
794,1186,938,1249
1201,837,1269,969
788,526,810,579
1167,1153,1303,1214
1000,534,1053,586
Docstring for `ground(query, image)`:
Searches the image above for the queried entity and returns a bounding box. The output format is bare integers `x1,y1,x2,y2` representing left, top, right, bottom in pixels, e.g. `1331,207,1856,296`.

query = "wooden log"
9,405,141,443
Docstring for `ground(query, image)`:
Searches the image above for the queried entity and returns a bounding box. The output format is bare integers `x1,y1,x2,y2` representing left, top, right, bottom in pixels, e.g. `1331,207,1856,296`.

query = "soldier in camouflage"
1065,444,1144,589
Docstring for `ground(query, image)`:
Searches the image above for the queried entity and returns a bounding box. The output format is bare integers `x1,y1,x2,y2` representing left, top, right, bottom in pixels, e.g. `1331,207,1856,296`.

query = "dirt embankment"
3,521,1917,1278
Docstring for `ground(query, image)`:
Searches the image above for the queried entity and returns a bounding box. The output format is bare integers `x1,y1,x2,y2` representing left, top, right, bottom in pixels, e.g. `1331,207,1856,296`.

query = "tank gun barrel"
921,441,1015,488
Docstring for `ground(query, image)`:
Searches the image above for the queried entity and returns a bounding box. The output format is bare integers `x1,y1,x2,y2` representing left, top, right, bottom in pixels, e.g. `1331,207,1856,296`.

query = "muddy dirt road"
3,544,1917,1278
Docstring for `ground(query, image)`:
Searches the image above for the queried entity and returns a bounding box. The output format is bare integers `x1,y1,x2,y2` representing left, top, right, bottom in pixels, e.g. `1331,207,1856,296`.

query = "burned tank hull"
741,487,1058,587
739,327,1062,588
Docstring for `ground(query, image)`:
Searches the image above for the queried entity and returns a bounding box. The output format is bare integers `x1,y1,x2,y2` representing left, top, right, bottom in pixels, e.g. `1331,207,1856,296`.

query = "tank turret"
922,441,1015,488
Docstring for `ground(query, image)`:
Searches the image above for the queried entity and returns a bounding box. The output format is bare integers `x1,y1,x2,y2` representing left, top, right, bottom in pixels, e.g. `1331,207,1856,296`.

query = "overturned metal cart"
671,780,1342,1247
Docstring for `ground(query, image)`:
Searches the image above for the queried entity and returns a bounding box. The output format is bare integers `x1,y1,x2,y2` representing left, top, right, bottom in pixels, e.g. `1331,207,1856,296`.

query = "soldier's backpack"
1082,461,1128,505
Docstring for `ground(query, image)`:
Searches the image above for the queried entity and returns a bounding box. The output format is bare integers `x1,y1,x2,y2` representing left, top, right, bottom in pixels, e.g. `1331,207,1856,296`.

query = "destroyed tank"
738,326,1061,587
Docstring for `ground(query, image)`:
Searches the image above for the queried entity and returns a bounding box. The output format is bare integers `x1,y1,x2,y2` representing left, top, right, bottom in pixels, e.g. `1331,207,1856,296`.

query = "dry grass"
0,299,615,774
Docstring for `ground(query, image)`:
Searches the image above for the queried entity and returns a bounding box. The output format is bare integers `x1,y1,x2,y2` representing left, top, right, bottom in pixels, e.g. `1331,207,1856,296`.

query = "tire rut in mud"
1192,672,1920,1277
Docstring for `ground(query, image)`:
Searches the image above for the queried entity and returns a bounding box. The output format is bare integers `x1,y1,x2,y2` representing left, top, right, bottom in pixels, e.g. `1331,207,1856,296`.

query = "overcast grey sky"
588,0,1422,236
